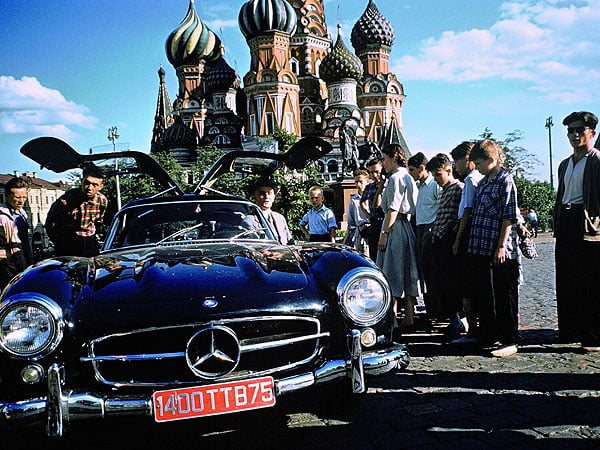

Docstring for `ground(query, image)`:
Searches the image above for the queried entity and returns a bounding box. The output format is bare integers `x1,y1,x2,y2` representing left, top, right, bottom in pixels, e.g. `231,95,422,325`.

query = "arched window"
290,57,299,75
327,160,339,173
215,135,231,145
302,107,313,121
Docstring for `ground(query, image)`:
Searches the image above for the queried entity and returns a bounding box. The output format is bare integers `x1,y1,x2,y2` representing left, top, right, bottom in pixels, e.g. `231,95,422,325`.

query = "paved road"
5,233,600,448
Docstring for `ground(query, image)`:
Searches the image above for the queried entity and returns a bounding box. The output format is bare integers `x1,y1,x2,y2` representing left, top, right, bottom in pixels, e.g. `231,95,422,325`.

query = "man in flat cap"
248,178,293,245
553,111,600,351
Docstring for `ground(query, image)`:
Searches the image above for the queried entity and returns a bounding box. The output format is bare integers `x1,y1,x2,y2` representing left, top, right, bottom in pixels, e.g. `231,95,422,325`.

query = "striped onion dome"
239,0,297,40
204,57,241,92
166,0,223,67
351,0,395,51
320,25,363,83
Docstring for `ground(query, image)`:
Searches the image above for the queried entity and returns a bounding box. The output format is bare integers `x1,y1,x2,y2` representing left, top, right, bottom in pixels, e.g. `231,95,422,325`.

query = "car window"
105,201,274,250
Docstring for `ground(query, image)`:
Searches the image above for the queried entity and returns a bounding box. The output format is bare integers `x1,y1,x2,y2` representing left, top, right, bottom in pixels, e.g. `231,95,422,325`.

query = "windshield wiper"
156,222,207,245
229,227,268,241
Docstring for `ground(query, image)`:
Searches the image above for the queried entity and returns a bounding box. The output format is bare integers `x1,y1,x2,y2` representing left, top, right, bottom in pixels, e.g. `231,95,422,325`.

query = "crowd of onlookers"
294,110,600,357
1,111,599,357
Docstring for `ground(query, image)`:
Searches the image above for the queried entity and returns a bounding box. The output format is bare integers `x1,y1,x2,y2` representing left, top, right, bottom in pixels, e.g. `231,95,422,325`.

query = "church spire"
151,65,174,154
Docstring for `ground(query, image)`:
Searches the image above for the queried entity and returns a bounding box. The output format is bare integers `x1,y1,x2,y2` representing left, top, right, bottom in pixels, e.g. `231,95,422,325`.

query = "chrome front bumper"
0,338,409,438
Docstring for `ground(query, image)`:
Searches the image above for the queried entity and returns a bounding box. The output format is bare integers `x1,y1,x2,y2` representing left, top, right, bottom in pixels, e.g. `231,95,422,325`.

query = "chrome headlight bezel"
336,267,392,326
0,294,65,359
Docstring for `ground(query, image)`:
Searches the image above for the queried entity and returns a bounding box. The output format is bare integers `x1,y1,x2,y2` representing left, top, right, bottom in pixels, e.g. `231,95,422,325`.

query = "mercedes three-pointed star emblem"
185,326,241,379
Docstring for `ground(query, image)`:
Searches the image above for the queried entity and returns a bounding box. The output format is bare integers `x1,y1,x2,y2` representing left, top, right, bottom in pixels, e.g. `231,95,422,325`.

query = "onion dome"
239,0,297,40
166,0,223,67
320,25,363,83
161,115,198,151
351,0,395,51
204,57,241,92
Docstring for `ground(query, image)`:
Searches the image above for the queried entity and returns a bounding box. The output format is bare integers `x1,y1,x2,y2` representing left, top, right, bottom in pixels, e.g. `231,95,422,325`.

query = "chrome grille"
83,316,327,387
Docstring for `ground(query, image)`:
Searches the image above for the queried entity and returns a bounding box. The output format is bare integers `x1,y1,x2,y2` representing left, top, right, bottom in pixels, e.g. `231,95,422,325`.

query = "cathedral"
151,0,410,180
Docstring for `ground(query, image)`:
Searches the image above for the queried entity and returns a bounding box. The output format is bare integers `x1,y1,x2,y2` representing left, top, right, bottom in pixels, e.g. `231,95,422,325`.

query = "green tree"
272,127,298,152
514,177,555,231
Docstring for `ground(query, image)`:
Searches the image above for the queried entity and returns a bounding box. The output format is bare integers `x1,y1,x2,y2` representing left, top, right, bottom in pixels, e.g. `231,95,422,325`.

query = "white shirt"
458,169,484,219
415,175,441,225
561,154,587,205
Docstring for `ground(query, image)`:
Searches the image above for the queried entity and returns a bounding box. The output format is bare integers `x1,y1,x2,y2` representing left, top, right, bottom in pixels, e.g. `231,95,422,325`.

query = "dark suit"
266,210,293,245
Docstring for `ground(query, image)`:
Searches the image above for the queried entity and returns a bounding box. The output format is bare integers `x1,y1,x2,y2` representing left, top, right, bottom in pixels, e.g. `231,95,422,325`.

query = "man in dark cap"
553,111,600,352
248,177,293,245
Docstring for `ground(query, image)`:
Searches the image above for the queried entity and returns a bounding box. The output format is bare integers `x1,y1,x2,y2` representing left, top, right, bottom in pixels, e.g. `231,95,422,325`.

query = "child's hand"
494,246,506,265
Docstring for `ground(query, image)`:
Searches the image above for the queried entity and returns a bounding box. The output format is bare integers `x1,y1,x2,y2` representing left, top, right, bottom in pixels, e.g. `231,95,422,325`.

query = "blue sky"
2,0,599,183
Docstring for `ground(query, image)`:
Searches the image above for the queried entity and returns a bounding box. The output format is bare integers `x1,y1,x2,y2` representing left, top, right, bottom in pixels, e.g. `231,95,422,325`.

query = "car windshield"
103,200,275,250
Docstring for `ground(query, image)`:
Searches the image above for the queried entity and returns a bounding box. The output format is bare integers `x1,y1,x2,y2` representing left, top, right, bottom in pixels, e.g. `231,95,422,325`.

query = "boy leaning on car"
45,164,108,257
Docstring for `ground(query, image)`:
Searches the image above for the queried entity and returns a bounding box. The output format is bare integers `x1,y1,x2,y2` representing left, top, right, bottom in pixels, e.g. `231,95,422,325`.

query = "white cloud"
0,76,98,139
391,0,600,104
207,19,239,31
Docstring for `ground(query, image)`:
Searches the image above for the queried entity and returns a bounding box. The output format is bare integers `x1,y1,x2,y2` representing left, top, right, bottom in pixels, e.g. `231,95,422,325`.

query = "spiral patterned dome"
351,0,395,51
166,0,223,67
204,57,241,92
239,0,297,40
161,115,198,150
320,26,363,83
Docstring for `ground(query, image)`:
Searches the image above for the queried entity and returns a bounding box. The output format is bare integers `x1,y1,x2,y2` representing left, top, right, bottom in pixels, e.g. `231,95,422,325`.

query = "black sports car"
0,137,409,437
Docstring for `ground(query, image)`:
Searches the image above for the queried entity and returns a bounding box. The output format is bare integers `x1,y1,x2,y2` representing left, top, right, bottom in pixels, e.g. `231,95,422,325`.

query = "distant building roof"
0,173,67,190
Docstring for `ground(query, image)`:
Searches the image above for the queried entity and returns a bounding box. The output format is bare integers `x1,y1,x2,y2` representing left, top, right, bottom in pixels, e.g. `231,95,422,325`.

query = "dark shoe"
448,336,479,346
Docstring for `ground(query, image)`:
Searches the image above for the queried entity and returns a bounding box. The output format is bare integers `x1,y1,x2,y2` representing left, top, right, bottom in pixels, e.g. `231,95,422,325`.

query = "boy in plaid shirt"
46,165,108,257
467,140,520,357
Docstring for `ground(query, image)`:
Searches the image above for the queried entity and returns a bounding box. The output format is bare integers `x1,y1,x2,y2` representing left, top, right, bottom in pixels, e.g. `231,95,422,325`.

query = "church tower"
202,57,244,148
319,25,364,139
165,0,223,141
288,0,331,136
239,0,301,137
351,0,406,145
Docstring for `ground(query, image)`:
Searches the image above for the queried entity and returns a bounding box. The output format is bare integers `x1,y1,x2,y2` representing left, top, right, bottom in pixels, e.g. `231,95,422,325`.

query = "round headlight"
336,268,391,326
0,295,64,359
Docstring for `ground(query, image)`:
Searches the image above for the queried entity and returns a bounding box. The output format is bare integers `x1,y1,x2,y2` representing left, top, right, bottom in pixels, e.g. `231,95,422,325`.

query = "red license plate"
153,376,276,422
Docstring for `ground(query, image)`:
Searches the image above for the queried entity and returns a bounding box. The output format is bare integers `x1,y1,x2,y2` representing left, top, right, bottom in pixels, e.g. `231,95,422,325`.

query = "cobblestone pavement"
5,233,600,449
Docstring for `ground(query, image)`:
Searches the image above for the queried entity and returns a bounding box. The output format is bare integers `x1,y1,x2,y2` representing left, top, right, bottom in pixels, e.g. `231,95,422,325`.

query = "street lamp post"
107,126,122,209
545,116,554,190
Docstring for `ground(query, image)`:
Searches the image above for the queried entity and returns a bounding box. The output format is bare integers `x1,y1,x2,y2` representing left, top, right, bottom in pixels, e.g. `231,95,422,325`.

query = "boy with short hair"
467,139,520,357
425,154,464,336
300,186,338,242
408,152,442,321
45,165,108,257
342,170,371,254
450,141,484,344
361,158,385,260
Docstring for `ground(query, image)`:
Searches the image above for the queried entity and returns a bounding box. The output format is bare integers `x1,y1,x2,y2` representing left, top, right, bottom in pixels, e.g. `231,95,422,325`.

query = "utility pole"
107,126,122,209
545,117,554,190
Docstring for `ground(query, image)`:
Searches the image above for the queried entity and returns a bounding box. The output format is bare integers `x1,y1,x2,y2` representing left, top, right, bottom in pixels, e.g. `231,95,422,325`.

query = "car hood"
92,242,308,304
